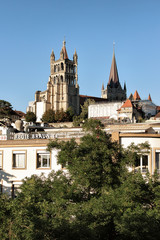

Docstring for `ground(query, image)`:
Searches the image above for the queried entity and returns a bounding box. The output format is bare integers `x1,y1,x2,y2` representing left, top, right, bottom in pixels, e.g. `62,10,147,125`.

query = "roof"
129,93,134,100
61,40,68,59
14,110,26,117
108,50,119,85
155,112,160,119
121,99,133,108
148,94,152,101
157,106,160,112
133,90,141,100
79,95,107,105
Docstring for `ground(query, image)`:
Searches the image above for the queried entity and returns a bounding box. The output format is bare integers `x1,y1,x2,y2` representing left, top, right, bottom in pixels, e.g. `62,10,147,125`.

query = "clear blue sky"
0,0,160,112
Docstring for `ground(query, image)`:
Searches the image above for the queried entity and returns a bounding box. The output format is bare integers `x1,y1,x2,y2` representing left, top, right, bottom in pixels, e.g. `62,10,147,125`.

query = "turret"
73,49,78,64
50,49,55,63
60,40,68,60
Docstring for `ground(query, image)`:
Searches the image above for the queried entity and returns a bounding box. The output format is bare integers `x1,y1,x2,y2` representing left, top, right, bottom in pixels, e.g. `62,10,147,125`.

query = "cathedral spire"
108,45,119,85
60,38,68,59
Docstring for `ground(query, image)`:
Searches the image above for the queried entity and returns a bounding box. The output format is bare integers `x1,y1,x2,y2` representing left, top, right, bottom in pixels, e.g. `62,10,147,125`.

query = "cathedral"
27,40,79,121
101,48,126,101
27,42,129,122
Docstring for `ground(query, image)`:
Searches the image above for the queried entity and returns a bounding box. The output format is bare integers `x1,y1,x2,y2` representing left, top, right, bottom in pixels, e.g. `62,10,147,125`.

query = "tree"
42,107,74,123
0,100,13,118
41,109,55,123
2,120,160,239
0,194,13,239
25,111,36,123
73,99,95,126
47,119,126,197
66,106,74,122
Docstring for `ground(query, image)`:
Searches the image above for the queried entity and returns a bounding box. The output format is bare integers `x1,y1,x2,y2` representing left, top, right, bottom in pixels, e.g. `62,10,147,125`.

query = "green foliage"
25,111,36,123
48,120,126,197
1,122,160,239
0,194,13,239
42,107,74,123
41,109,55,123
125,141,150,166
0,100,13,118
73,99,95,126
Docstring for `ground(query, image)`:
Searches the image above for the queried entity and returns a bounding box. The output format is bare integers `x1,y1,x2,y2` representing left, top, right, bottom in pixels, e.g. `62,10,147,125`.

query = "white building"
1,123,160,197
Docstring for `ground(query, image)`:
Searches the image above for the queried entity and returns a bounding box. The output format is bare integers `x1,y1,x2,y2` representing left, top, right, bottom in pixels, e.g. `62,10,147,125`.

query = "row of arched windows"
53,63,76,74
53,75,76,85
54,63,64,72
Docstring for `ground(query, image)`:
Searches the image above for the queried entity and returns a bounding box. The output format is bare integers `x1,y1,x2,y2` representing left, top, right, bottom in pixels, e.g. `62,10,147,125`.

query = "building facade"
27,40,79,122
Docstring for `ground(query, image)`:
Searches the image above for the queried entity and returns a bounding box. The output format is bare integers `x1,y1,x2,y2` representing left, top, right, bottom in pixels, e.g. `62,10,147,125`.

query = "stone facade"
27,40,79,122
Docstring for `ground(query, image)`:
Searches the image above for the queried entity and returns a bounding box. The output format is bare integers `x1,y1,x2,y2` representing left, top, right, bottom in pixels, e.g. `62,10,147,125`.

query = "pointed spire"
50,49,55,62
108,45,119,85
60,38,68,59
148,94,152,101
50,49,55,58
124,82,126,91
73,48,78,63
133,90,141,100
74,48,77,56
102,83,104,90
129,93,134,100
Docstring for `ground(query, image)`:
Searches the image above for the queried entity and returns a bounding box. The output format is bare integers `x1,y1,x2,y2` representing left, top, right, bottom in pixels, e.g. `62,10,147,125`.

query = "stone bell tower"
47,40,79,114
27,40,80,121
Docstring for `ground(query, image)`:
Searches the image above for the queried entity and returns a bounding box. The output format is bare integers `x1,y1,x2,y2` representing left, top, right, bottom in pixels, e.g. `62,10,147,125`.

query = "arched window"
58,64,60,71
71,65,73,73
61,62,64,70
66,64,68,73
54,77,56,84
61,75,63,82
54,65,56,72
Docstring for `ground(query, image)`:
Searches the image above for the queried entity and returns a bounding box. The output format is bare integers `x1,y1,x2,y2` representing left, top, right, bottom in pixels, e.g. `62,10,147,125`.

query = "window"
135,155,148,173
156,152,160,174
0,151,3,169
61,62,64,70
37,151,50,169
12,151,26,169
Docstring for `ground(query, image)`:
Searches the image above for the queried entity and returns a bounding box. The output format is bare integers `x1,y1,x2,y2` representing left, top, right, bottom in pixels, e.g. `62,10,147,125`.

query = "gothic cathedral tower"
101,48,126,101
29,40,80,121
47,40,79,114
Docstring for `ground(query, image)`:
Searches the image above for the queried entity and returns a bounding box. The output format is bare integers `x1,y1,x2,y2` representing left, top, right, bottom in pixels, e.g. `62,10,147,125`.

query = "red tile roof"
157,106,160,112
148,94,152,101
133,90,141,100
121,99,133,108
61,40,68,59
155,112,160,118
